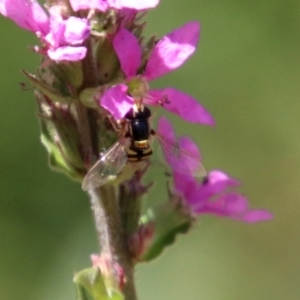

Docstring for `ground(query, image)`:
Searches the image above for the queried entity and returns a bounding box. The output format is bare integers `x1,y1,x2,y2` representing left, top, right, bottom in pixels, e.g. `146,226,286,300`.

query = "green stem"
119,183,142,237
119,165,152,238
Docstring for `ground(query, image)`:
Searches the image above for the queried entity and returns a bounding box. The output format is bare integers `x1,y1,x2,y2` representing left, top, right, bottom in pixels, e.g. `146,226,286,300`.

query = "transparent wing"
82,141,128,191
154,131,206,178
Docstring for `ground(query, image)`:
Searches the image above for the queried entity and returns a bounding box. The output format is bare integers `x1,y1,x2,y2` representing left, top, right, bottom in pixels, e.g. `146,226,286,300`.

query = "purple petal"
45,28,64,49
241,210,273,223
119,8,137,22
144,22,200,80
47,46,87,61
173,172,198,204
156,117,180,170
197,170,239,201
47,9,90,48
116,0,159,9
156,116,175,143
63,17,90,45
45,8,64,48
207,171,240,189
148,88,214,125
48,6,62,29
100,84,134,119
178,136,203,175
219,193,249,214
157,117,203,176
195,193,248,217
0,0,49,35
106,0,122,9
196,193,273,223
113,28,141,77
70,0,109,12
183,171,239,208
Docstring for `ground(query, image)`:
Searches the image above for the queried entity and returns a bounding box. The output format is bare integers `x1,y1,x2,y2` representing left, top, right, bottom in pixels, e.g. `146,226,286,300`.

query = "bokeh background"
0,0,299,299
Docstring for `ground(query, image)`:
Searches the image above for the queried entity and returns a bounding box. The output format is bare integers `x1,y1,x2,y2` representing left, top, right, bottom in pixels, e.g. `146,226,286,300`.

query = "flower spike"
0,1,273,298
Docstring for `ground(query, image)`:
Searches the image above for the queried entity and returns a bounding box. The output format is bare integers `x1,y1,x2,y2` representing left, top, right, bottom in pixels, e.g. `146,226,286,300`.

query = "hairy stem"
89,186,137,300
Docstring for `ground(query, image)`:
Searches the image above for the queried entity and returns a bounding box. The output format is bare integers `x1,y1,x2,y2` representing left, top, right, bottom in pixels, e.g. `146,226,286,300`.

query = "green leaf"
74,268,124,300
141,203,193,262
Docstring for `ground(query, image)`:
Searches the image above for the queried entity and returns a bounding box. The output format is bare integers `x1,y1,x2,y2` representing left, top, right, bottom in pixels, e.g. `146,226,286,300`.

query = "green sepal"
141,200,193,262
23,70,75,104
46,60,83,89
39,116,84,181
79,87,103,108
74,268,124,300
36,58,83,98
95,39,121,84
37,92,85,181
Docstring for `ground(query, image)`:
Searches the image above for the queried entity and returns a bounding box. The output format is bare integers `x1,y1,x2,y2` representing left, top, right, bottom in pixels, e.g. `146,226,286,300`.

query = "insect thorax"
124,106,153,161
125,106,151,142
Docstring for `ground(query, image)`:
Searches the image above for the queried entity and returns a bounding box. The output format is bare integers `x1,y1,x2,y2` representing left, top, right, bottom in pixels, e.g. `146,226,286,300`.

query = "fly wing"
154,131,206,178
82,141,128,191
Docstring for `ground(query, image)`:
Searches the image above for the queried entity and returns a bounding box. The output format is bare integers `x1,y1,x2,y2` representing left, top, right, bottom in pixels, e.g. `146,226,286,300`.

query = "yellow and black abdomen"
126,119,153,161
126,143,153,162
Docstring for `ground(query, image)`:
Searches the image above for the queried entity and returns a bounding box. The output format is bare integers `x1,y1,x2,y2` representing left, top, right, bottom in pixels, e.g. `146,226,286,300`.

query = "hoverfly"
82,101,206,191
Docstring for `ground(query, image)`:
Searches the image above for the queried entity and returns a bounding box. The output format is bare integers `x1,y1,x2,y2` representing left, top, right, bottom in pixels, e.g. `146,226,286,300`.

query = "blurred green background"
0,0,299,299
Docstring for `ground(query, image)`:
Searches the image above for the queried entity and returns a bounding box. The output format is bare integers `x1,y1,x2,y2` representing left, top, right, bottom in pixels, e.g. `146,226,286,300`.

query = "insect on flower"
82,99,206,191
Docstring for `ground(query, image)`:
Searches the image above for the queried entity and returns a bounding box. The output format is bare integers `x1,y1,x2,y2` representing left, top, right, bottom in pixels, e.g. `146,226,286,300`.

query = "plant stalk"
78,39,137,300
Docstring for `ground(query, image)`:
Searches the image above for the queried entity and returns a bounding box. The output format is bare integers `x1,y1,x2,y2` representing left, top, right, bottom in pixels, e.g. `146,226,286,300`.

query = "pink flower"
100,22,214,125
70,0,159,11
44,7,90,61
174,170,273,223
0,0,90,61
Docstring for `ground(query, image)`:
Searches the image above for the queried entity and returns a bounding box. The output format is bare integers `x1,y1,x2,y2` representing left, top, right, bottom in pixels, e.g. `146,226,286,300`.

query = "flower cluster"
0,0,88,60
0,0,158,60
